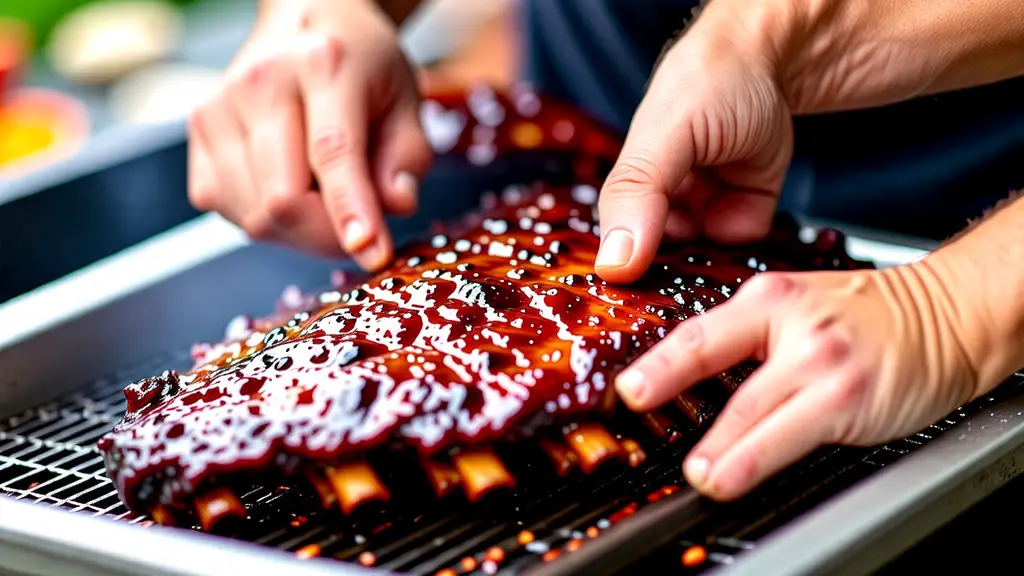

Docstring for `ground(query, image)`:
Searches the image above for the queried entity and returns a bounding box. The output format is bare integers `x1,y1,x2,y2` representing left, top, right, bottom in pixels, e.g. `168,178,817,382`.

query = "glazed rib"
98,85,873,527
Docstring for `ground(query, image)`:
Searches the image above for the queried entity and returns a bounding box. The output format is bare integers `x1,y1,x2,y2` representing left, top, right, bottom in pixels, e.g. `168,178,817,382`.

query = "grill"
4,340,1021,575
2,140,1023,575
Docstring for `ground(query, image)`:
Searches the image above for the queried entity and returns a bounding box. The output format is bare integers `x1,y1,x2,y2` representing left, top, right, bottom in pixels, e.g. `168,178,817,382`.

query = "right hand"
594,4,794,284
187,0,432,271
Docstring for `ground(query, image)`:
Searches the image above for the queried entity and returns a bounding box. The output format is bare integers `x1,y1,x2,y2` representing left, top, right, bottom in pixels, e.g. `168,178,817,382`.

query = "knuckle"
712,450,758,497
240,54,285,88
825,366,870,412
188,104,213,138
802,325,850,366
186,109,203,135
739,272,797,303
310,130,354,168
187,179,218,212
300,34,345,76
724,389,757,423
242,215,273,241
645,346,681,374
604,152,668,196
409,130,435,171
264,191,298,226
672,319,705,347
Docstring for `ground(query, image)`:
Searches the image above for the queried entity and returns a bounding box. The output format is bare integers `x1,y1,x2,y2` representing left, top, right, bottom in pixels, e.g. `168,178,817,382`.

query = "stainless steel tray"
1,212,1022,576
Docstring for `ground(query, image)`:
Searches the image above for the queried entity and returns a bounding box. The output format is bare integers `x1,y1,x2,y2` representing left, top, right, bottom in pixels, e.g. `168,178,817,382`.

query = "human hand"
614,263,983,501
595,0,1024,285
594,3,794,283
187,0,431,271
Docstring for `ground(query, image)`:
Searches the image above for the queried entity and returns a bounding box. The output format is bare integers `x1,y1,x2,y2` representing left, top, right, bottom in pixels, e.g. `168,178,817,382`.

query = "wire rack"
0,351,714,573
2,351,1021,575
0,352,190,523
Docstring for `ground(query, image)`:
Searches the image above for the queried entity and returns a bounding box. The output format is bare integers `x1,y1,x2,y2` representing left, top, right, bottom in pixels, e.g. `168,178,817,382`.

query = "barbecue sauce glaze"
98,86,872,514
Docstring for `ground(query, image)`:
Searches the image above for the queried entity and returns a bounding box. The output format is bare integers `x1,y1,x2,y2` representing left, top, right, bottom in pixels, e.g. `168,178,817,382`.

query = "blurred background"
0,4,1021,570
0,0,1020,304
0,0,517,180
0,0,522,304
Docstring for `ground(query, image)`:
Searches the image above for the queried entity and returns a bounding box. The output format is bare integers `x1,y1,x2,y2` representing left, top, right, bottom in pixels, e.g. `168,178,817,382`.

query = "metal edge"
0,212,248,351
0,497,378,576
523,489,710,576
716,379,1024,576
842,235,928,268
802,217,940,253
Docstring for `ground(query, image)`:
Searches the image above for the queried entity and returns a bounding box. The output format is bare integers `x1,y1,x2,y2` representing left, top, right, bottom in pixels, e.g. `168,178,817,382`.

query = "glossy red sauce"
98,85,872,513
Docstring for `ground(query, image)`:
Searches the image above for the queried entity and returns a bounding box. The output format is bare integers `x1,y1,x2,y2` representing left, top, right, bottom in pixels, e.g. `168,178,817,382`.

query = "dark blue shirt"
518,0,1024,240
522,0,697,134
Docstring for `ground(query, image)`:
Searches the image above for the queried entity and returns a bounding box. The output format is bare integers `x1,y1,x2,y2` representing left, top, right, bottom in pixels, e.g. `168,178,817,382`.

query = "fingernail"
595,229,634,269
683,456,710,489
343,219,372,252
357,238,392,272
393,171,418,199
616,369,646,402
391,171,419,213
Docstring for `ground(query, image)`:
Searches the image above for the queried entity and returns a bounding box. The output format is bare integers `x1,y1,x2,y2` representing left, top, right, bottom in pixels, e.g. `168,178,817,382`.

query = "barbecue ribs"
98,85,873,532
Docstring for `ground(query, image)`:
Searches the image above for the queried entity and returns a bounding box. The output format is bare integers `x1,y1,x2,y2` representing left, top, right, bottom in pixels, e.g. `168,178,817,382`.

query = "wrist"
920,230,1024,395
771,0,1024,114
687,0,883,113
688,0,803,77
775,0,944,114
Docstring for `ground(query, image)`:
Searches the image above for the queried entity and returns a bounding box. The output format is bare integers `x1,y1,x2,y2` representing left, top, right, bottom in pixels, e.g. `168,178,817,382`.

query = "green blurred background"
0,0,198,49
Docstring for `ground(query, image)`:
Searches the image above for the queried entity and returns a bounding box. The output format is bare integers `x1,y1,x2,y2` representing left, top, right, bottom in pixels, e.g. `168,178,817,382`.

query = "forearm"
697,0,1024,114
923,193,1024,395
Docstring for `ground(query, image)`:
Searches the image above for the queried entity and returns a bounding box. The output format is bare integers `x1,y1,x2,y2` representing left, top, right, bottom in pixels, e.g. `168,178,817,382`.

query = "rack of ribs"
98,84,873,532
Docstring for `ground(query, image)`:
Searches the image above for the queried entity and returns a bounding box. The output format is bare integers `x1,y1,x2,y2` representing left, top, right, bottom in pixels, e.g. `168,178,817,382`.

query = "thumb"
596,93,695,284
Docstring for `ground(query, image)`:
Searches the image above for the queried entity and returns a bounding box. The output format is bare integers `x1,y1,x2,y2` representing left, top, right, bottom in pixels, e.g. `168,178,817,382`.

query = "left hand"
614,263,981,501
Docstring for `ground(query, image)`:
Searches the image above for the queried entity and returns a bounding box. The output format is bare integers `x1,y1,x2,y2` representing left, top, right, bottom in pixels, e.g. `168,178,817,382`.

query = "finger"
682,354,806,477
186,119,219,214
298,37,392,272
685,382,842,501
230,58,318,231
663,209,698,241
372,96,433,216
595,80,695,283
269,194,350,257
702,189,779,244
697,136,788,244
615,311,766,412
663,171,715,241
189,103,269,238
615,273,800,411
615,273,802,411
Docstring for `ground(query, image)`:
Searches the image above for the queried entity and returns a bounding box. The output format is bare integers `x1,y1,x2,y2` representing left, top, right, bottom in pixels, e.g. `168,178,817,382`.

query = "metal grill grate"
0,352,715,574
631,374,1024,573
2,354,1020,575
0,352,191,523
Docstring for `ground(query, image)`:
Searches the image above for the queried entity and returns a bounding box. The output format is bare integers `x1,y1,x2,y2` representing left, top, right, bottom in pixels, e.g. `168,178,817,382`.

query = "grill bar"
3,348,1021,576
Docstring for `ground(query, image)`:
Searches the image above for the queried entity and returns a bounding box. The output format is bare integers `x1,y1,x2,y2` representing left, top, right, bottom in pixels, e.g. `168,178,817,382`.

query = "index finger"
595,78,695,283
298,38,392,272
614,273,797,411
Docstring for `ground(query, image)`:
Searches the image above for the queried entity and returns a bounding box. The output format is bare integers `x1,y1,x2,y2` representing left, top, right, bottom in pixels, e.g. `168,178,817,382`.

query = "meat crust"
98,85,872,523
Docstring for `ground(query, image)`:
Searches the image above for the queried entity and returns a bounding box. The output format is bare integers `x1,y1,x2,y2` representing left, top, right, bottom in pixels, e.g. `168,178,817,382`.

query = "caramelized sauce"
98,85,871,515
